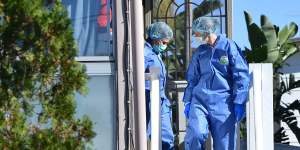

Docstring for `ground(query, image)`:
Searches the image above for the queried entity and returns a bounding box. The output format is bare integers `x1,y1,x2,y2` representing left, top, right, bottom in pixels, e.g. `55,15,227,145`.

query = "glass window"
75,75,115,149
62,0,113,56
152,0,227,80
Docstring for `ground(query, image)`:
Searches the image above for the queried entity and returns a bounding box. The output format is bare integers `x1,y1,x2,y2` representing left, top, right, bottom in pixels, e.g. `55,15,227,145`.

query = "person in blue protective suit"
144,22,174,150
183,17,250,150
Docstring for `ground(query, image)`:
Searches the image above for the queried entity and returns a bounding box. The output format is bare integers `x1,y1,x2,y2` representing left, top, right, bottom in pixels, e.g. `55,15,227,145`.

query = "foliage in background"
0,0,95,149
244,11,298,70
276,75,300,144
243,11,299,144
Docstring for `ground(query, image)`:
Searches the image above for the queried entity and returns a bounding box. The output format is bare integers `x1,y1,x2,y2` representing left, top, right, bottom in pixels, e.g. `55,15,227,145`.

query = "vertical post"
131,0,147,149
145,67,161,150
261,64,274,150
169,81,188,149
226,0,233,38
113,0,126,149
247,65,254,150
247,64,273,150
236,125,240,150
150,75,161,150
184,0,192,70
253,64,264,150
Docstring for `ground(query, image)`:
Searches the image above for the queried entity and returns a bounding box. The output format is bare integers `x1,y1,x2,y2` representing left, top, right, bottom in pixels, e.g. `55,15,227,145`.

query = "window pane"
62,0,113,56
76,75,115,149
153,0,228,80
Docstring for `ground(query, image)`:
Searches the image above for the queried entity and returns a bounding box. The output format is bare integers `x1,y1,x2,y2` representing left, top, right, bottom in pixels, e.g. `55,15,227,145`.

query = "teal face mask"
153,44,168,53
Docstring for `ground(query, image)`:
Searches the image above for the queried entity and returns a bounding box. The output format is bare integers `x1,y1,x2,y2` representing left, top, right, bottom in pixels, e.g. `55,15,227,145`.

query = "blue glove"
184,102,191,119
234,104,245,122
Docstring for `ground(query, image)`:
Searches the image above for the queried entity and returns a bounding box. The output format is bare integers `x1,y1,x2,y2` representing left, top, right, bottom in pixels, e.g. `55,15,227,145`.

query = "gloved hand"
184,102,191,119
234,104,245,122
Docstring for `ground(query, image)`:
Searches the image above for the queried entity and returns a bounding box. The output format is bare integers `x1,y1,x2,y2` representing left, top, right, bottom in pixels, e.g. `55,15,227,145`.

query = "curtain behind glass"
62,0,112,56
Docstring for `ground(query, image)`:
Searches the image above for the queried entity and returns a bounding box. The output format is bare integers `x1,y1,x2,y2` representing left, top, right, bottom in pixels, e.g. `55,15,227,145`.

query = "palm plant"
275,74,300,144
243,11,299,144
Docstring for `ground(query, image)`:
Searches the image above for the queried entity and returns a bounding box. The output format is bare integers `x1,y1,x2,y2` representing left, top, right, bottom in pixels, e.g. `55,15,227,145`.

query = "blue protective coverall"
144,42,174,149
183,35,250,150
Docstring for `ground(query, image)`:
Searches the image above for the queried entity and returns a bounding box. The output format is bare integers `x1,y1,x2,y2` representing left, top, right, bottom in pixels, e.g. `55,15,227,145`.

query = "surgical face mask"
191,35,207,49
153,43,168,53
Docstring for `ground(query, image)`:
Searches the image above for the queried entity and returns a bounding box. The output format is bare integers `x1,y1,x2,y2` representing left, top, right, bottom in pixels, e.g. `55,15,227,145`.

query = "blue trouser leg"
210,107,237,150
185,100,237,150
184,102,209,150
161,100,174,150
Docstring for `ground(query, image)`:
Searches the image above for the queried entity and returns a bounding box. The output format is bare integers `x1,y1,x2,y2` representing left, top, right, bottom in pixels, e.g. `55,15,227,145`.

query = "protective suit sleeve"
228,41,250,105
234,104,246,122
183,52,200,103
184,102,191,119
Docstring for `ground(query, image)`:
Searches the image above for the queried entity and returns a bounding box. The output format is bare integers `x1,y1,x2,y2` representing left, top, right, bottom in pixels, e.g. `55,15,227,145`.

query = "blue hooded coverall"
183,35,250,150
144,42,174,149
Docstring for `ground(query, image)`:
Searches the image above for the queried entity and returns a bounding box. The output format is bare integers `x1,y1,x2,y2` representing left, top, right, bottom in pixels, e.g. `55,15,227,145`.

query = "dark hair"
146,37,153,45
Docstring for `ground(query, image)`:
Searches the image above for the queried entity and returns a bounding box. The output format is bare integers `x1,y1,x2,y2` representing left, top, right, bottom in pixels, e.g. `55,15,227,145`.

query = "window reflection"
75,76,115,149
62,0,113,56
152,0,227,80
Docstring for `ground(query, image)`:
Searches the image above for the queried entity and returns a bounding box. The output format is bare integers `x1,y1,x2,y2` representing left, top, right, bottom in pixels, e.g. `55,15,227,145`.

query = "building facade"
61,0,232,149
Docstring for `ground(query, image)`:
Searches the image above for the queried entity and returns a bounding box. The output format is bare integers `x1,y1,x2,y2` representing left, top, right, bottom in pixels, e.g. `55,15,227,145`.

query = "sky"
233,0,300,49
